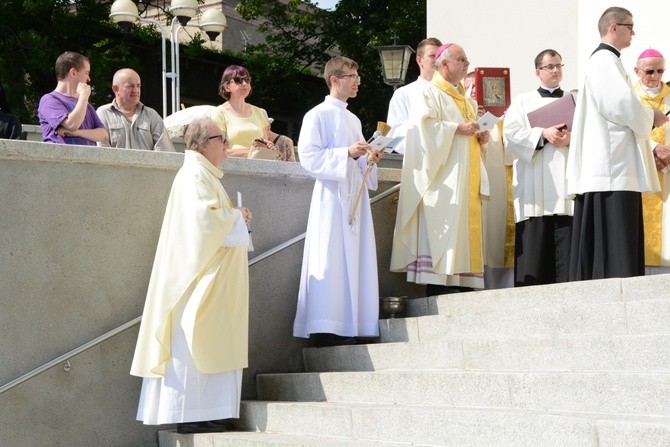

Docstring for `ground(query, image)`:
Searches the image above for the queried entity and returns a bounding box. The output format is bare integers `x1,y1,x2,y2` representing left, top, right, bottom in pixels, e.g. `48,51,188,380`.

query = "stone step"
158,430,427,446
404,275,670,318
256,370,670,416
234,401,670,447
302,334,670,373
379,297,669,342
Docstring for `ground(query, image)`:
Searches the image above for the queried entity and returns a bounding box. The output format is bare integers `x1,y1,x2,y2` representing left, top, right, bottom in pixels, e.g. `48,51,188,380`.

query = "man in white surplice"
386,37,442,155
130,117,252,434
293,56,383,347
566,7,667,280
503,49,574,287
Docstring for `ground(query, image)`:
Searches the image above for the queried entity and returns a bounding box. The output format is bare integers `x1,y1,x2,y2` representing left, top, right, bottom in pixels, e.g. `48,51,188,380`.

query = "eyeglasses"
643,68,666,75
616,23,634,31
338,74,361,81
229,76,251,85
538,64,565,71
209,134,227,144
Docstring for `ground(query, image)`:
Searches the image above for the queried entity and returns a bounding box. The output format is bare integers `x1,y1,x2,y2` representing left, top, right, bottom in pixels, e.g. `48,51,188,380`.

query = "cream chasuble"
635,82,670,267
391,72,487,282
131,150,249,378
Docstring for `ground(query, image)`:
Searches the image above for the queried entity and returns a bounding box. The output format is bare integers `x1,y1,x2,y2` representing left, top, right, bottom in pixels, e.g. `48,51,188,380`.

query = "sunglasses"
643,68,665,75
208,134,228,144
229,76,251,85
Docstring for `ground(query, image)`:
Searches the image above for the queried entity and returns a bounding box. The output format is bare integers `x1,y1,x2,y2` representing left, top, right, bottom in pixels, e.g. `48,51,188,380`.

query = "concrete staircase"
159,275,670,446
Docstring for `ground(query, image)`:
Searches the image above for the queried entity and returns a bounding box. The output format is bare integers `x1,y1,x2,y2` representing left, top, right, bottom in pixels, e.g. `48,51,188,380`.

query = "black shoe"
177,419,236,434
310,333,357,347
356,336,379,345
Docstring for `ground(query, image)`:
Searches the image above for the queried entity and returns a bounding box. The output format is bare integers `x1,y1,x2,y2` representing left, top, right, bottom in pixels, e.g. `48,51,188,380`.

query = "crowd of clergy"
12,4,670,435
388,6,670,298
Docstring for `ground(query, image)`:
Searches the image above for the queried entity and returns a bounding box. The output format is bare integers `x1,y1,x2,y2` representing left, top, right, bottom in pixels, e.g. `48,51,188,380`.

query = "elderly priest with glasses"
391,43,490,296
130,117,252,434
633,48,670,275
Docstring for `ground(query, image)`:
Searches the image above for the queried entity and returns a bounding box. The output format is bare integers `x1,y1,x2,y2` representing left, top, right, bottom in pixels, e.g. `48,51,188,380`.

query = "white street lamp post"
168,0,198,115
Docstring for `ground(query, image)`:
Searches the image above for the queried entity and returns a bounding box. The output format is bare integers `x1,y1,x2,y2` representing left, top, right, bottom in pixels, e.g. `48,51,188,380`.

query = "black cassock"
514,215,572,286
569,191,645,280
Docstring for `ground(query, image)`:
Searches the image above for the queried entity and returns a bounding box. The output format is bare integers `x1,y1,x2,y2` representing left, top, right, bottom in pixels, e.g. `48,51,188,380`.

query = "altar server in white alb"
130,117,252,434
504,49,573,286
566,6,668,280
386,37,442,155
293,56,383,347
390,43,490,295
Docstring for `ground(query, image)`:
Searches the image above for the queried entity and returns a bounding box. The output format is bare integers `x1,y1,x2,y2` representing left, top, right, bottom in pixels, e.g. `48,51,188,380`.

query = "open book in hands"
369,136,404,152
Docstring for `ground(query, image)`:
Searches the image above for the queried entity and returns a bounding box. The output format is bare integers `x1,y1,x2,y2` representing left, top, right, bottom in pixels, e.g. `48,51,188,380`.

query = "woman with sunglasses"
211,65,279,158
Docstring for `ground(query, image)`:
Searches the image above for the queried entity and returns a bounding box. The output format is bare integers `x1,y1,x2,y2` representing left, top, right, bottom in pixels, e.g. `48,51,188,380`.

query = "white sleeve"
222,209,250,247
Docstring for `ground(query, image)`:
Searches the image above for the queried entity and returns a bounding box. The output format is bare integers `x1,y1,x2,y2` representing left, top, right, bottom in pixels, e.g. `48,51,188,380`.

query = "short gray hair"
434,46,452,68
184,117,216,152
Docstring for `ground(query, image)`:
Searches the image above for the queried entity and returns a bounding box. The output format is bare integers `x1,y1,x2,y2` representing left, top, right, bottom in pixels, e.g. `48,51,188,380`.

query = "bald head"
112,68,142,111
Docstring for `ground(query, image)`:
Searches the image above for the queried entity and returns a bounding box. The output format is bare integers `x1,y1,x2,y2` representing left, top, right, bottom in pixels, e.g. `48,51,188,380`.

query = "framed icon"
474,67,511,116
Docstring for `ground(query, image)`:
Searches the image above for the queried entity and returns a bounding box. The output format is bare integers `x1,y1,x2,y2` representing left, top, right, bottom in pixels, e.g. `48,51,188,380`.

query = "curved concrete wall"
0,139,421,446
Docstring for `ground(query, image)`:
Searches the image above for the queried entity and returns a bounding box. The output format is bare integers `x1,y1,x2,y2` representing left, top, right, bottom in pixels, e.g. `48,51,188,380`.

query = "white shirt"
386,76,432,154
504,90,574,221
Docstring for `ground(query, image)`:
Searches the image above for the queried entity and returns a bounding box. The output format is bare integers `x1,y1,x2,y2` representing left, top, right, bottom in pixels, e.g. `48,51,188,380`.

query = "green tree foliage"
237,0,426,135
0,0,425,134
234,0,332,121
236,0,334,70
0,0,162,123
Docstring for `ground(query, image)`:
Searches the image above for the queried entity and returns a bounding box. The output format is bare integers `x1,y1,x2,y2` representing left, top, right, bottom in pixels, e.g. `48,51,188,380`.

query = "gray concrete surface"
159,275,670,447
0,139,421,447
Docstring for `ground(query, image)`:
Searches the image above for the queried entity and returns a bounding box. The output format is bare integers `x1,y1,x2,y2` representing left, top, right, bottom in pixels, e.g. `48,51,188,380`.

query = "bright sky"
314,0,338,10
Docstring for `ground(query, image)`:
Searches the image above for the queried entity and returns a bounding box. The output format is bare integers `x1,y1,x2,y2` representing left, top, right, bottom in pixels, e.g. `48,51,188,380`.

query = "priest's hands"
542,124,571,147
238,207,252,224
456,123,489,143
477,130,490,145
348,141,371,159
456,122,480,136
653,109,669,128
653,144,670,171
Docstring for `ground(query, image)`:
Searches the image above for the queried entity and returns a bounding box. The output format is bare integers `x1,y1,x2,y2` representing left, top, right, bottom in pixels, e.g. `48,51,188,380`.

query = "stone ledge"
0,139,402,182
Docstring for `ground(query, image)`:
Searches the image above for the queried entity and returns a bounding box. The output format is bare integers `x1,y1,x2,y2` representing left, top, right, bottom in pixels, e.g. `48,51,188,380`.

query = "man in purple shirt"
38,51,108,146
